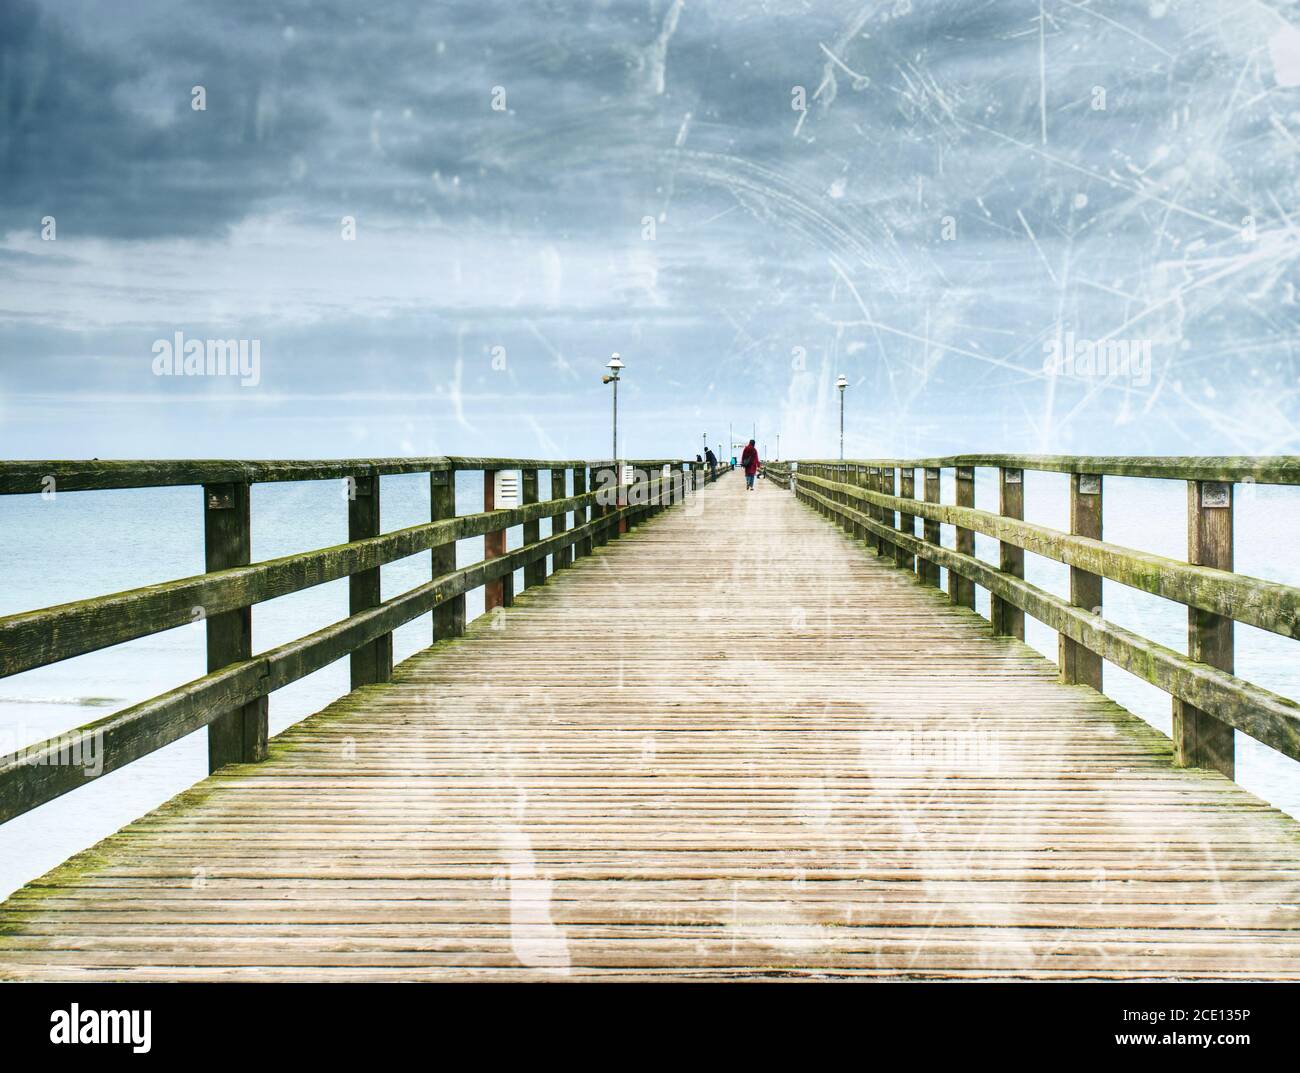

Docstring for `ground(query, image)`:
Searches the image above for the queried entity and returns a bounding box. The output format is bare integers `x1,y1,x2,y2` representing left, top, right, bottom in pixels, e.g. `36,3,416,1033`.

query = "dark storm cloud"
0,0,331,238
1,0,1297,458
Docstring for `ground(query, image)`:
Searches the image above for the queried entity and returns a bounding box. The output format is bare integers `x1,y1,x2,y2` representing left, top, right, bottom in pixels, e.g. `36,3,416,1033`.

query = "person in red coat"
741,439,760,490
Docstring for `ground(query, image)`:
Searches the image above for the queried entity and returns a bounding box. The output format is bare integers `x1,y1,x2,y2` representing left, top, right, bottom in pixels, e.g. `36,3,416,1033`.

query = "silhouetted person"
704,447,717,479
741,439,760,491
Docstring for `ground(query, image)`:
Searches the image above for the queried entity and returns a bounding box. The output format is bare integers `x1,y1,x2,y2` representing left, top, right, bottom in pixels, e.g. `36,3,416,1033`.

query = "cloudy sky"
2,0,1298,461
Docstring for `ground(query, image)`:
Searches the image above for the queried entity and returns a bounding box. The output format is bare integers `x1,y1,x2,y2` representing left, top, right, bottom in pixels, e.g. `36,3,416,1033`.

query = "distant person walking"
741,439,760,491
704,446,717,480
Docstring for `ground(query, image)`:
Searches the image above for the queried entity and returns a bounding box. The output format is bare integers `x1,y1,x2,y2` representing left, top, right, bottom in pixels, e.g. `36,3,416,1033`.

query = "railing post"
920,467,942,587
857,463,868,541
841,464,853,533
991,467,1025,639
348,472,393,688
431,468,463,639
625,464,640,531
949,466,976,608
849,465,859,535
1174,481,1235,777
483,469,509,611
552,467,570,570
898,467,916,573
873,467,890,559
596,463,616,545
573,465,591,559
618,463,632,534
837,465,857,541
203,481,268,771
881,466,898,562
1060,472,1103,690
522,467,543,589
611,463,624,540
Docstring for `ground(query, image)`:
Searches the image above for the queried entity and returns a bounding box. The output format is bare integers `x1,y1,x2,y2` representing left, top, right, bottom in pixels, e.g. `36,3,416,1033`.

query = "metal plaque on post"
493,470,520,508
1201,482,1231,509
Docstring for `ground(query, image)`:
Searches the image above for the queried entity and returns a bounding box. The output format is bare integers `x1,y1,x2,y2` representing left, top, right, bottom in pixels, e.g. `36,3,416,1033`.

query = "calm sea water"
1,471,1297,898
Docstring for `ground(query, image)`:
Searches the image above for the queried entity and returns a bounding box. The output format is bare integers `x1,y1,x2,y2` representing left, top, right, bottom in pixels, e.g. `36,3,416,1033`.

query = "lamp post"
836,374,848,460
602,353,624,462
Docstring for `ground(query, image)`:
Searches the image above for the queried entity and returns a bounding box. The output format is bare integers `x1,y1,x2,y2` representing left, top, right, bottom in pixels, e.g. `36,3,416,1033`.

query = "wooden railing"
0,456,732,823
765,462,793,489
784,455,1300,781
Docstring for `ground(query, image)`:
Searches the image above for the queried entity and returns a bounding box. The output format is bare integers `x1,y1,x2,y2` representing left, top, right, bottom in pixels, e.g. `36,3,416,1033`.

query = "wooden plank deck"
2,473,1299,981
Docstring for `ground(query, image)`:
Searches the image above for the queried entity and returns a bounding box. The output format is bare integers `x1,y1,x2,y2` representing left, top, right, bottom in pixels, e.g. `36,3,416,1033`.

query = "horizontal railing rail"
0,456,691,496
788,455,1300,781
795,454,1300,485
765,462,792,490
0,457,733,823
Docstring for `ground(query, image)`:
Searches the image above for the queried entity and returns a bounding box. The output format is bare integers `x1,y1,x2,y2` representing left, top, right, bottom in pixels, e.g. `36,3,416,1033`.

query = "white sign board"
493,470,520,508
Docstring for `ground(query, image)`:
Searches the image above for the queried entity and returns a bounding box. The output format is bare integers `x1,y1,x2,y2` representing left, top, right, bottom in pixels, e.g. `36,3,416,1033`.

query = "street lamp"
836,374,848,460
602,353,624,461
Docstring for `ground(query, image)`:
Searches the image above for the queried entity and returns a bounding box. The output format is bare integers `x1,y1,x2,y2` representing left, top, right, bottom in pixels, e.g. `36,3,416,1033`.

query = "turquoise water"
1,470,1298,898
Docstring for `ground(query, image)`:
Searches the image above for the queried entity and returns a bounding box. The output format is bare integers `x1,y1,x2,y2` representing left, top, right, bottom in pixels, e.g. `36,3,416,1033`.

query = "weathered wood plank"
1061,473,1103,691
1174,481,1235,777
798,454,1300,485
992,467,1025,639
430,470,463,640
921,467,942,587
0,457,689,495
348,473,393,688
551,468,570,571
203,482,267,771
950,466,975,609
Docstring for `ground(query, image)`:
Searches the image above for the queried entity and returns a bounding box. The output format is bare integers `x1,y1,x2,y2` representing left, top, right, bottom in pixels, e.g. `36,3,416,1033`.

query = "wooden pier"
1,456,1299,980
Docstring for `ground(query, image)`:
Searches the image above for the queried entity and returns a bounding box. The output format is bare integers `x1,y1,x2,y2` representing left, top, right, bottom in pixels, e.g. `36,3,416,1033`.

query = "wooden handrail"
1,489,599,677
788,457,1300,781
797,483,1300,764
798,471,1300,641
0,457,726,824
0,456,693,496
795,454,1300,485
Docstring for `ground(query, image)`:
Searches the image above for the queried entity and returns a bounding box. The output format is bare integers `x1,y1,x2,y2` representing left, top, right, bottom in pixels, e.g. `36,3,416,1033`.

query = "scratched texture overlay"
2,0,1300,989
1,0,1297,458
